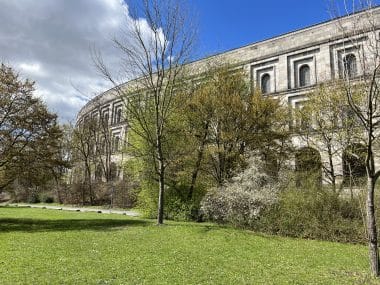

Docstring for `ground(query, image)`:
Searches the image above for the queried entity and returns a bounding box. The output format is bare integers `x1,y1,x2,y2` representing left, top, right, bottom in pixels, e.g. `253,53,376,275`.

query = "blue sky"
191,0,378,58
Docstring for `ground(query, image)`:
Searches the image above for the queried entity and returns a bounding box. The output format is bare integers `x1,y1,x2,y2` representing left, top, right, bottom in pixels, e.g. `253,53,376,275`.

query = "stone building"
76,7,380,183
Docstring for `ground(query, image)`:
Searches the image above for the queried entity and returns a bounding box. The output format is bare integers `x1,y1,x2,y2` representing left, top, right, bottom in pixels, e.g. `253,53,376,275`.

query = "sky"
192,0,342,57
0,0,376,123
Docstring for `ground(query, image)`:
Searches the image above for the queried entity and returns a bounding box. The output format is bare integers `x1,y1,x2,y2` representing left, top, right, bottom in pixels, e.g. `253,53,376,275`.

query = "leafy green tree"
125,65,290,219
0,63,67,193
294,81,360,192
180,66,291,188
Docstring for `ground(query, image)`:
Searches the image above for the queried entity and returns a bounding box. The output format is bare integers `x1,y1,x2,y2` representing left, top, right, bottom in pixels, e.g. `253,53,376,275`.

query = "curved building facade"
76,7,380,183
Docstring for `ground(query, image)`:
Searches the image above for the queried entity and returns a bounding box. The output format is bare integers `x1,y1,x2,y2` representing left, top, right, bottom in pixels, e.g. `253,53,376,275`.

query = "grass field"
0,206,379,285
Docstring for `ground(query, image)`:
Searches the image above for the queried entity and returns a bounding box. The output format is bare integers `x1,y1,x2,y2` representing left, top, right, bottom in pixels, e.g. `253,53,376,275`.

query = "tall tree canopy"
94,0,197,224
0,63,65,191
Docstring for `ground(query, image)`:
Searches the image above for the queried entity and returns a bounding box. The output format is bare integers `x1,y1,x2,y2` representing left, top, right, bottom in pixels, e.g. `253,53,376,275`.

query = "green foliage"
178,65,291,186
27,193,40,204
137,181,205,221
294,81,364,188
39,193,55,203
123,64,291,221
163,184,206,221
256,176,365,243
136,181,158,218
201,165,366,243
0,63,67,194
0,207,377,284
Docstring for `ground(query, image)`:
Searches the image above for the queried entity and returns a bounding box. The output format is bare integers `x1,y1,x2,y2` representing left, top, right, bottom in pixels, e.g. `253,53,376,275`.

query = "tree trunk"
327,144,336,192
85,163,94,205
88,181,94,205
367,175,379,276
54,176,63,204
156,130,165,225
157,157,165,225
82,184,85,206
188,122,209,200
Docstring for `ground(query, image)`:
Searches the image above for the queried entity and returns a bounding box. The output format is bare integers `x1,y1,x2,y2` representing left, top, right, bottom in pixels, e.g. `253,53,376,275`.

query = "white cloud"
0,0,149,123
18,62,46,77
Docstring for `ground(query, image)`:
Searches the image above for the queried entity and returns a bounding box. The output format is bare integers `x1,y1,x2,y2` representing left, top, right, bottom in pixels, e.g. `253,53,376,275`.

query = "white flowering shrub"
200,156,281,227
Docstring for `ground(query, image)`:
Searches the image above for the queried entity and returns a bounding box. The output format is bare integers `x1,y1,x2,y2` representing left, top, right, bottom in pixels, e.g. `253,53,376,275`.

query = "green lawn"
0,207,378,285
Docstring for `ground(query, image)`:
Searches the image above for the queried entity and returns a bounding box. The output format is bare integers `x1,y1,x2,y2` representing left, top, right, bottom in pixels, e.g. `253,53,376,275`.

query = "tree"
0,63,65,193
54,123,74,203
72,118,97,204
332,1,380,276
295,81,360,192
94,0,196,224
72,95,122,205
91,97,117,184
180,65,290,188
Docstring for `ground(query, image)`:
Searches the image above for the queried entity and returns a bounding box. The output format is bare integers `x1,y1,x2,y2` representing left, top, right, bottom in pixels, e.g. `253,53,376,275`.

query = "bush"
40,193,54,203
201,160,367,243
257,181,365,243
137,182,159,218
164,185,205,221
67,182,89,205
137,182,205,221
113,180,139,208
201,156,280,227
27,193,40,204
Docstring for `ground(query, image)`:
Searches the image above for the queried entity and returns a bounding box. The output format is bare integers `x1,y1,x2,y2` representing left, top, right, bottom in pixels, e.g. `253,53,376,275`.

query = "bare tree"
72,118,96,205
89,97,115,184
332,0,380,276
72,99,118,205
93,0,196,224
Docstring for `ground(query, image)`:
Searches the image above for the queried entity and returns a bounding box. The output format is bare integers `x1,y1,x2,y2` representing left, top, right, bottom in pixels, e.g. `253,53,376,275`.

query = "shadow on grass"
0,217,150,233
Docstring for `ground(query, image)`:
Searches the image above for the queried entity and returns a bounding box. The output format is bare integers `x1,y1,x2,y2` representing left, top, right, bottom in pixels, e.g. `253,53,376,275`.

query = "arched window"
299,64,311,87
261,73,271,94
343,54,357,79
116,109,122,123
102,113,109,126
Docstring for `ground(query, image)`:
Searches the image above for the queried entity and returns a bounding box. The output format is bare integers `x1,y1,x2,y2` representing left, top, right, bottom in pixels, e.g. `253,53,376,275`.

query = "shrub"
164,184,205,221
114,180,139,208
137,181,205,221
137,182,159,218
255,176,365,243
68,182,89,205
201,156,281,227
201,160,367,243
40,193,55,203
27,193,40,204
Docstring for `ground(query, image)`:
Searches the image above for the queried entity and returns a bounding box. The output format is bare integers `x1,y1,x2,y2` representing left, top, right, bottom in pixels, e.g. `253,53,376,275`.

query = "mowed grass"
0,207,378,285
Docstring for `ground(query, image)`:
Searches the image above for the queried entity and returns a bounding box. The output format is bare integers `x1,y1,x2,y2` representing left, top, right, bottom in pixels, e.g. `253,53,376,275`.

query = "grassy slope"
0,207,378,285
